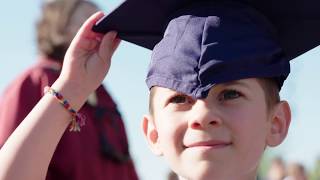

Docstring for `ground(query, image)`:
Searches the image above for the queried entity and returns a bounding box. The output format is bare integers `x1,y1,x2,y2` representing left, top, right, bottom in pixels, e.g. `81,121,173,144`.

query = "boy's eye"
169,95,191,104
219,90,242,101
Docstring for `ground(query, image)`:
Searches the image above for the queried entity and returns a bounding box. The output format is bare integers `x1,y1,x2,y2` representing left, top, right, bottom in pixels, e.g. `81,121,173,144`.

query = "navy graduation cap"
93,0,320,98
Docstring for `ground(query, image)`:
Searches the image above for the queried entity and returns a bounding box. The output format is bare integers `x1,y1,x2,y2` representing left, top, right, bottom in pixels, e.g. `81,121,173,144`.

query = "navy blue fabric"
93,0,320,60
146,1,290,99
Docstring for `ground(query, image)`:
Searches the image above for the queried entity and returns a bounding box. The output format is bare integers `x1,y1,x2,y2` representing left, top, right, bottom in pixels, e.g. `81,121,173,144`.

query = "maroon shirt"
0,58,139,180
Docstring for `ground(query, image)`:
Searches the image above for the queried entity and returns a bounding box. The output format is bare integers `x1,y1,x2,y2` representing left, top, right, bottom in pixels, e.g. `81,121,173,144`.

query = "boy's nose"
188,100,222,129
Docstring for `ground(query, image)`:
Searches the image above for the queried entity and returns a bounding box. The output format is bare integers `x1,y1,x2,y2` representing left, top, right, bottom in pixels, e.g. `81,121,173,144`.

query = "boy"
0,1,292,180
140,1,291,180
142,78,290,180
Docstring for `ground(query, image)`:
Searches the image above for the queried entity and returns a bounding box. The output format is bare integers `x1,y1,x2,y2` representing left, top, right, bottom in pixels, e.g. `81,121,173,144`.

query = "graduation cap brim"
92,0,320,60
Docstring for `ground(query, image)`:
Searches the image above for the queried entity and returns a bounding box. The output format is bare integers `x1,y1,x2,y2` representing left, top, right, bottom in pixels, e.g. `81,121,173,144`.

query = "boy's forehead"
146,1,290,99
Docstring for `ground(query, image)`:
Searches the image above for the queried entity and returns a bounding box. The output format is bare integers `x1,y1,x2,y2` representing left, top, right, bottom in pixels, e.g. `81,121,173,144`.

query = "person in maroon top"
0,0,138,180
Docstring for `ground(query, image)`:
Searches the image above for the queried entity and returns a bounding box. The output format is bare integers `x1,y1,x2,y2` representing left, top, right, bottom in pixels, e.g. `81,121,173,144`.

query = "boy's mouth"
184,140,232,149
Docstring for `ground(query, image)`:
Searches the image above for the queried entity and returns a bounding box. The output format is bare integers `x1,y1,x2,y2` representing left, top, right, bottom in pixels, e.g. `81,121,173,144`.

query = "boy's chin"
179,164,257,180
180,172,225,180
177,162,230,180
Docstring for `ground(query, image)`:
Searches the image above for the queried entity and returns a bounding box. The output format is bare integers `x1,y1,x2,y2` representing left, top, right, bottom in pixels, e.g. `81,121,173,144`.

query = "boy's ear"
141,114,163,156
266,101,291,147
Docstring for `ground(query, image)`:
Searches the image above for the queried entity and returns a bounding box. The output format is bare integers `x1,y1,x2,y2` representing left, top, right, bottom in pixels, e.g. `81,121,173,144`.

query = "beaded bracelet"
44,86,85,132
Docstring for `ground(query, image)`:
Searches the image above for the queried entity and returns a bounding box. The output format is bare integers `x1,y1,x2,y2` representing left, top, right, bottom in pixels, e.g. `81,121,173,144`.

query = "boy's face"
143,78,291,180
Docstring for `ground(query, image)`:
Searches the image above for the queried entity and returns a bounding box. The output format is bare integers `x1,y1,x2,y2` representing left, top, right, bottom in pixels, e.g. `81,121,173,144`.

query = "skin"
0,12,120,180
143,78,291,180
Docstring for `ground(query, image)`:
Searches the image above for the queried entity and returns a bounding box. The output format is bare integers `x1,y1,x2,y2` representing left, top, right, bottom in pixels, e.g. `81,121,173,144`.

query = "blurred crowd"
166,156,320,180
261,157,320,180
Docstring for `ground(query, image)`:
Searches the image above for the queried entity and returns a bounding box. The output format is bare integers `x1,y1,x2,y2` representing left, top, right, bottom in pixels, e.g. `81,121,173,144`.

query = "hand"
57,11,121,97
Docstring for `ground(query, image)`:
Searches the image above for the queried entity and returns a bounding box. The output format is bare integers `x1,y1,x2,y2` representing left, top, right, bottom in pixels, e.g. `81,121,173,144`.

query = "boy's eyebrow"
219,80,251,89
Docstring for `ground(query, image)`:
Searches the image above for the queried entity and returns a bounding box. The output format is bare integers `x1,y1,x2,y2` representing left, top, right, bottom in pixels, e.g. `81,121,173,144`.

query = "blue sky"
1,1,320,179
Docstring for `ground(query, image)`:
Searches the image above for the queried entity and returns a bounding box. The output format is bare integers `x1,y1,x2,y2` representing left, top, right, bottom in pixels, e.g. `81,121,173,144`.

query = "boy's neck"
177,174,258,180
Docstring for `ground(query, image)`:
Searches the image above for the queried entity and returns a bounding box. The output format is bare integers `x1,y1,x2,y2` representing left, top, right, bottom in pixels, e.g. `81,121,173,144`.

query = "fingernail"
110,31,118,38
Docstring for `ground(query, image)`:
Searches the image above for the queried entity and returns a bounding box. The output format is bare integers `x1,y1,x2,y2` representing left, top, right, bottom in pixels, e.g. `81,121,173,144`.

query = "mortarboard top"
93,0,320,60
93,0,319,98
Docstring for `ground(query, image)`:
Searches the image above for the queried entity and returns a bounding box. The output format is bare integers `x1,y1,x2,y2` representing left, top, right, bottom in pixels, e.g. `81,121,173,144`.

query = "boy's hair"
149,78,280,115
36,0,98,61
256,78,281,111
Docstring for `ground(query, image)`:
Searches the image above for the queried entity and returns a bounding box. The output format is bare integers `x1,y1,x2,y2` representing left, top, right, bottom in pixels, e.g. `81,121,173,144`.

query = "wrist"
51,79,90,111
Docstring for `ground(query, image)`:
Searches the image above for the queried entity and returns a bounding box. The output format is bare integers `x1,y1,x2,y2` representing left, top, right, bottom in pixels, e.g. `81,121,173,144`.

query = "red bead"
56,94,63,100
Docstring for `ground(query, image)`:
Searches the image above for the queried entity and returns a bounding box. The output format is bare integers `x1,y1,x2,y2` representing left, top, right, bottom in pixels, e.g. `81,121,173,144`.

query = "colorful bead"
44,86,85,132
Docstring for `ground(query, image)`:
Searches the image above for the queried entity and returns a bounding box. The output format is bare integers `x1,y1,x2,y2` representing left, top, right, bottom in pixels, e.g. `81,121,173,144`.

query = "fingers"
68,11,105,52
98,31,121,60
112,37,121,53
67,11,121,61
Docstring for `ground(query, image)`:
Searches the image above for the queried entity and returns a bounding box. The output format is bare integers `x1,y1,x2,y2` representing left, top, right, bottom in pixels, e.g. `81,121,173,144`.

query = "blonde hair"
36,0,98,61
